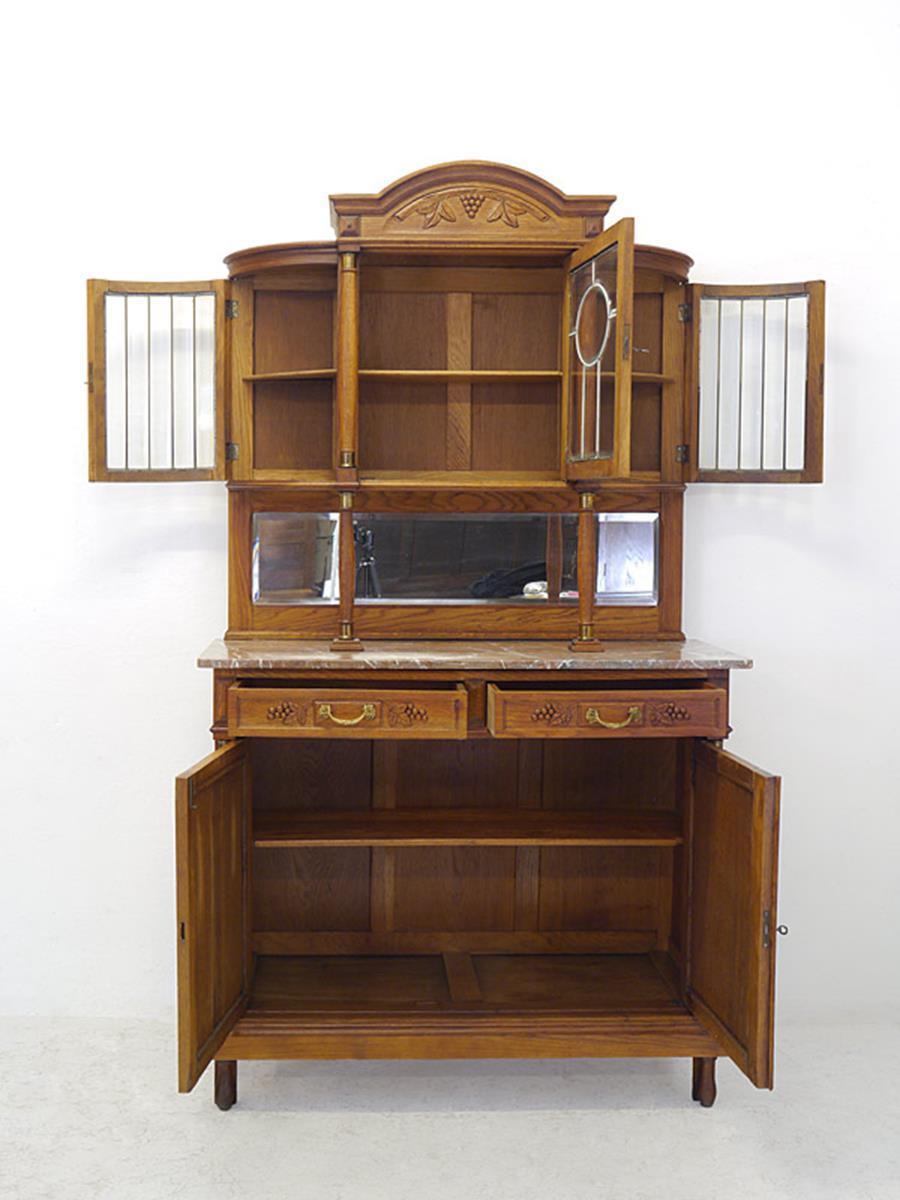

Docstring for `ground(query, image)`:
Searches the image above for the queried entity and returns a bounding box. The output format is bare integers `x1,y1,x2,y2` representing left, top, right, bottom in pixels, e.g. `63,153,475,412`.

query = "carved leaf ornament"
394,187,551,230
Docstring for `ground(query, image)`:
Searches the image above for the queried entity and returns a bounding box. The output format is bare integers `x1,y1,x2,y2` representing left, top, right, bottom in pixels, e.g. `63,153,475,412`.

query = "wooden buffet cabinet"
86,163,824,1110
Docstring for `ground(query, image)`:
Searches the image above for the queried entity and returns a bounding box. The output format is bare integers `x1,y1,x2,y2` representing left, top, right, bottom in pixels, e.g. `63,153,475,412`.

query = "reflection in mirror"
104,291,216,471
569,245,618,462
699,293,809,472
252,513,340,605
595,513,658,605
353,514,579,604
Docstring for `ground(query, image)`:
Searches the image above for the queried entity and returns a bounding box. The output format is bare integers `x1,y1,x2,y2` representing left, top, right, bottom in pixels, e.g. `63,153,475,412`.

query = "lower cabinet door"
175,742,250,1092
688,741,781,1087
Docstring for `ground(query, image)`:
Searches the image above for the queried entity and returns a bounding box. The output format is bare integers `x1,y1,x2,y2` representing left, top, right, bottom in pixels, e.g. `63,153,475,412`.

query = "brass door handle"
317,702,377,726
585,704,642,729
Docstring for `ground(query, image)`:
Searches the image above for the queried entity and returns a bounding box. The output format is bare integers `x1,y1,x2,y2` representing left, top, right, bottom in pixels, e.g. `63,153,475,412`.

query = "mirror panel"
595,513,658,606
252,513,340,605
353,513,579,604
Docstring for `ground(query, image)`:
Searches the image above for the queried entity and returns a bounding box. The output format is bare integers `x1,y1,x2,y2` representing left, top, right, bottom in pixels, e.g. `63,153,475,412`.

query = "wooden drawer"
486,684,727,739
227,684,468,739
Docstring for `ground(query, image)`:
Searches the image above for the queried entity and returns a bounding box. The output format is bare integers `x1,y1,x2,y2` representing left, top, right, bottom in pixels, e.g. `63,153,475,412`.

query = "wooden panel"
392,847,517,931
253,931,659,955
487,685,727,738
471,382,559,471
228,685,468,739
250,739,371,809
359,292,446,368
175,743,249,1092
631,383,662,473
220,1014,719,1061
539,847,663,931
632,293,663,374
253,380,333,470
254,291,333,373
253,807,684,847
388,739,521,809
359,381,447,470
472,293,561,370
689,743,780,1088
252,848,371,931
542,739,678,810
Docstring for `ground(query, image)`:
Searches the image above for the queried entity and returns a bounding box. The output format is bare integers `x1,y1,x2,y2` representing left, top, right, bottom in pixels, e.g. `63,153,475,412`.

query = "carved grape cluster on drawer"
387,702,429,727
648,702,692,726
266,701,306,725
530,702,574,727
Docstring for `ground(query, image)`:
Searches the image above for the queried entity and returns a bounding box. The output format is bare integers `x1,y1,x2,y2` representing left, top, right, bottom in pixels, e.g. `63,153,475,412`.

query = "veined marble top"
198,638,751,672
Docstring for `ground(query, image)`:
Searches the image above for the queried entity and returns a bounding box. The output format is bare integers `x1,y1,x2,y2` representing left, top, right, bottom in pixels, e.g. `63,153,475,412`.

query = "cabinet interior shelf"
253,807,682,848
243,369,673,385
244,369,336,382
240,951,685,1019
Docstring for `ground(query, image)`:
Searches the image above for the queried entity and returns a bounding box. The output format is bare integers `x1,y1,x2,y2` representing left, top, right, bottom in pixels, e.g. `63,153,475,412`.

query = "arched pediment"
329,161,615,245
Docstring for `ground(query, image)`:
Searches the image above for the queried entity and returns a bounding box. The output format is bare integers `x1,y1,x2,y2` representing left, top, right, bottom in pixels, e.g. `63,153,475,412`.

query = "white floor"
1,1018,897,1200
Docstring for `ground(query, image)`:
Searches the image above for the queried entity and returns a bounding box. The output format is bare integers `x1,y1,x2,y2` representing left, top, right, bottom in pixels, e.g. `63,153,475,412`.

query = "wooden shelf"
254,807,682,848
244,952,684,1016
244,369,336,382
600,371,674,384
359,369,561,383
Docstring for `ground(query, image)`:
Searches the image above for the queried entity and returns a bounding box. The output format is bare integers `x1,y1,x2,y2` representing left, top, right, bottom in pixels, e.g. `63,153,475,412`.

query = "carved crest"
330,161,615,244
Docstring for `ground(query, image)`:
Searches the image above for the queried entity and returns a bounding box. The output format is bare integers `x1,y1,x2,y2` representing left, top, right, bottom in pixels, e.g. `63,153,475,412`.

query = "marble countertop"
198,638,752,672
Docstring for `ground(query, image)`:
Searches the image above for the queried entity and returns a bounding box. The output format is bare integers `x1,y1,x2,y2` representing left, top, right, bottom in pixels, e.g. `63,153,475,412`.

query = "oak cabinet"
86,163,815,1109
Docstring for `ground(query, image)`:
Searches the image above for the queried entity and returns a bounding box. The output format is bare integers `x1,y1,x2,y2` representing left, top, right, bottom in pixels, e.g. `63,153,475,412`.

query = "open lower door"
688,741,781,1087
176,742,250,1092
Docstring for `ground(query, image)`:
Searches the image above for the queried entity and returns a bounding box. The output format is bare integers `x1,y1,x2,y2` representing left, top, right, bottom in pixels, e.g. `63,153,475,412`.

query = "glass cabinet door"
686,281,825,482
564,218,634,480
87,280,228,481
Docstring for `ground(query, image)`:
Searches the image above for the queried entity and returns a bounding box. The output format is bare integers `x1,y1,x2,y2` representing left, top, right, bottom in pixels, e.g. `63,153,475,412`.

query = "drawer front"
227,685,468,739
486,685,727,739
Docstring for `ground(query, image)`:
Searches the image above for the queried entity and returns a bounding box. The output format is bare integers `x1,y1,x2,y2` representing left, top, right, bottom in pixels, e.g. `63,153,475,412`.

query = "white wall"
2,0,898,1021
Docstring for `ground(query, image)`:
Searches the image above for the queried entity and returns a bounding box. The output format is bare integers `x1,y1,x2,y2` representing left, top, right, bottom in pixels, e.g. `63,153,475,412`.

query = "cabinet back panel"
358,382,448,470
542,740,678,810
539,847,664,931
631,383,662,473
254,291,334,373
633,293,663,374
253,847,371,931
251,740,372,809
253,380,333,470
380,740,523,810
360,293,446,369
471,383,560,472
472,293,561,370
391,847,518,931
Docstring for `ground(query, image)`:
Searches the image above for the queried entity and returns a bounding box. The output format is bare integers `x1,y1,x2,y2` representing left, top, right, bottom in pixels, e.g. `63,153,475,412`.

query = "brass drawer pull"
585,704,642,729
317,702,377,726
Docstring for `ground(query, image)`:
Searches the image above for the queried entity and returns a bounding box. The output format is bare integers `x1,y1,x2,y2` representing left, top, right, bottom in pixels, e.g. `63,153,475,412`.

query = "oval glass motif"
574,279,614,367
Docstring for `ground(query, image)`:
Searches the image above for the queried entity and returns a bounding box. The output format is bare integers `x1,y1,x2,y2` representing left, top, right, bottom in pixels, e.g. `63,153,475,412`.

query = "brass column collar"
339,491,354,510
580,492,595,510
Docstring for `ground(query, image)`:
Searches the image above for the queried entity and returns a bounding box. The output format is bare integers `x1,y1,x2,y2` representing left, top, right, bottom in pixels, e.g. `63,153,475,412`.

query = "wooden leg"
692,1057,717,1108
214,1060,237,1111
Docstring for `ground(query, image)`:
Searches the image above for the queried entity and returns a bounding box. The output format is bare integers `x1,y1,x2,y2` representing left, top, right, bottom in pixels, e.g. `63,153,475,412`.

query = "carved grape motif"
531,702,574,727
649,702,691,725
388,703,429,727
266,701,302,724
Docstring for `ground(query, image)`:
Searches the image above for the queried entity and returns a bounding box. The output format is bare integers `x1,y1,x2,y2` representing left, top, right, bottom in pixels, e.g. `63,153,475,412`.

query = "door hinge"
226,442,239,461
179,922,186,942
762,909,772,950
675,444,690,464
623,323,631,361
225,299,239,319
678,303,692,323
188,781,197,811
